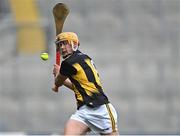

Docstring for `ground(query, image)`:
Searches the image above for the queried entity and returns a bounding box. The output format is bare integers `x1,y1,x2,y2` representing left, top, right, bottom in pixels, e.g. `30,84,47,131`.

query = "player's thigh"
64,119,89,135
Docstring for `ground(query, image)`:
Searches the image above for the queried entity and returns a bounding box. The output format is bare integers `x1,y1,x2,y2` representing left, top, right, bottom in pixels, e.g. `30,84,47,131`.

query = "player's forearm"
52,77,63,93
63,78,74,90
53,73,72,92
55,75,63,87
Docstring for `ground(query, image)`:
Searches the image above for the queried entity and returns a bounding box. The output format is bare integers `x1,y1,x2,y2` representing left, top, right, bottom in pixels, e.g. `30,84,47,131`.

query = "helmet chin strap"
62,41,78,59
62,52,72,59
62,54,70,59
70,41,78,51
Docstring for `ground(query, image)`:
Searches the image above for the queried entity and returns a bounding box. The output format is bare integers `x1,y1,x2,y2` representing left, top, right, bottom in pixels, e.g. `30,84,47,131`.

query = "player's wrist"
52,84,59,92
55,77,62,87
54,82,59,88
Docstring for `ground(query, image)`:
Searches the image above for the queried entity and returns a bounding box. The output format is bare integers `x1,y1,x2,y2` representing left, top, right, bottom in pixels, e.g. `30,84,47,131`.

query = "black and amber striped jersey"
60,50,109,109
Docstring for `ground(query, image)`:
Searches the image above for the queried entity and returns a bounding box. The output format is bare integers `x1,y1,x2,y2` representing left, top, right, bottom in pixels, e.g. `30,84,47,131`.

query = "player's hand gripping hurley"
52,3,69,92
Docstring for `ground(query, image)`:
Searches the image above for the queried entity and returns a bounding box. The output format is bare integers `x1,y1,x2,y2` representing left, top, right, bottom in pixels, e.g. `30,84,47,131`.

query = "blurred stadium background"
0,0,180,135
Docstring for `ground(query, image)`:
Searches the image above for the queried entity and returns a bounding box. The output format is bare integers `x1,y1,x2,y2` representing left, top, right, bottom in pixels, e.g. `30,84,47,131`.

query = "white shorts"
70,103,118,134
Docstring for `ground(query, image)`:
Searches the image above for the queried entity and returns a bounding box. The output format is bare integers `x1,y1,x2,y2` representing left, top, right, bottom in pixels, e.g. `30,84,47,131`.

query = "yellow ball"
41,52,49,61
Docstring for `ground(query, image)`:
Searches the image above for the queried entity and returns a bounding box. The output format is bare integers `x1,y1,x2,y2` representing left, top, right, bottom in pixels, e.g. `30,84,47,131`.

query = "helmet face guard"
55,39,78,52
55,40,68,46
